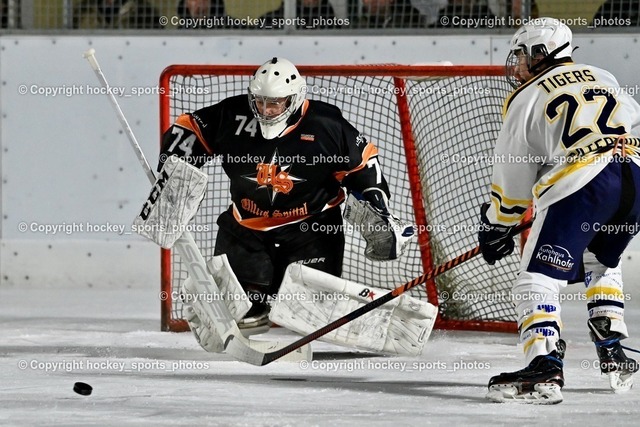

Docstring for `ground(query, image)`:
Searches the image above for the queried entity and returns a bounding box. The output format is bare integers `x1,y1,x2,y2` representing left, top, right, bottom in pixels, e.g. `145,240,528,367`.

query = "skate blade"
239,324,271,337
608,372,634,393
486,383,563,404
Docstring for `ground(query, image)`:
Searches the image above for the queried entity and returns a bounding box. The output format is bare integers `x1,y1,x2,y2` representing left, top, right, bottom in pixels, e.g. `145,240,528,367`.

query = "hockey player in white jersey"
478,17,640,404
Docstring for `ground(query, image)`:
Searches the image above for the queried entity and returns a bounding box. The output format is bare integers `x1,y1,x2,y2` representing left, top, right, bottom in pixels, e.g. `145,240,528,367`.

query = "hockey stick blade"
83,48,311,364
225,335,312,365
227,221,532,366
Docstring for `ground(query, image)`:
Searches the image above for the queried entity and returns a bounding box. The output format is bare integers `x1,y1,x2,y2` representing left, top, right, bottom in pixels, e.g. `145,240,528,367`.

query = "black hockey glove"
478,203,515,265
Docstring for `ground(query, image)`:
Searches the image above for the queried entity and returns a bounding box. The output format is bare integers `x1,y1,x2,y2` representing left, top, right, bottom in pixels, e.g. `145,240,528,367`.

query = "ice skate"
238,300,271,336
486,349,564,404
588,317,639,392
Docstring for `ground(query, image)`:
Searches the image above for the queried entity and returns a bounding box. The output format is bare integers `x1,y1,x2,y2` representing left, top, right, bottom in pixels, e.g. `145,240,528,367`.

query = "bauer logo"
535,244,575,272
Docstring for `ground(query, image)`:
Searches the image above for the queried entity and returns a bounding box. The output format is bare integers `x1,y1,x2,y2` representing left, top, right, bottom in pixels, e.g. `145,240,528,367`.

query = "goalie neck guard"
248,57,307,140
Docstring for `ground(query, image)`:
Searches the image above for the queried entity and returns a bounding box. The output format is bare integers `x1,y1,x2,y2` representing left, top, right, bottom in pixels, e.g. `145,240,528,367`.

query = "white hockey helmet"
506,17,573,88
248,57,307,139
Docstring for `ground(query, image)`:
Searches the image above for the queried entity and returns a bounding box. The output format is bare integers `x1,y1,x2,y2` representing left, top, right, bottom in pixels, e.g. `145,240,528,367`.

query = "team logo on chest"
242,148,306,204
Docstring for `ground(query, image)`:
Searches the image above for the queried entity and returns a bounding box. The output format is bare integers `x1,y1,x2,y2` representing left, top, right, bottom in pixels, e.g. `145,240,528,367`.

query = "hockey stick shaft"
231,220,532,365
83,49,156,184
82,49,311,362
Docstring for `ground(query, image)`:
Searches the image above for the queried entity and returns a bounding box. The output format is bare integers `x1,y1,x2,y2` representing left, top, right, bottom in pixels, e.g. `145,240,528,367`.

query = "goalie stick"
82,48,311,363
226,220,532,366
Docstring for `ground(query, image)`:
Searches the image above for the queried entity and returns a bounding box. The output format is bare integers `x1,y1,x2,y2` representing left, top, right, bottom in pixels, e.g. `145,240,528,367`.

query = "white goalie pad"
133,156,208,248
181,254,252,353
343,193,416,261
206,254,252,321
270,264,438,356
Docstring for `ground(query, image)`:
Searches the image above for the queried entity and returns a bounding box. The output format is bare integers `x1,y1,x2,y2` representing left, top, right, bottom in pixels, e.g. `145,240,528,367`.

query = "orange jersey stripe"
323,190,345,210
333,142,379,182
174,114,213,154
280,100,310,137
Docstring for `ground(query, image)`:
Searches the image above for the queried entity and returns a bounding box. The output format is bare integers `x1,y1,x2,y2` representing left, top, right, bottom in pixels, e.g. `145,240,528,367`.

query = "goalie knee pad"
269,264,437,356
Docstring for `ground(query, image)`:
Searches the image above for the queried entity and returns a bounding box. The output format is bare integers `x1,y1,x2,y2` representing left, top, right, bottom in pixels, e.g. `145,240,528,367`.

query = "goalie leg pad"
181,254,252,353
134,155,208,248
181,279,224,353
206,254,252,322
269,264,437,356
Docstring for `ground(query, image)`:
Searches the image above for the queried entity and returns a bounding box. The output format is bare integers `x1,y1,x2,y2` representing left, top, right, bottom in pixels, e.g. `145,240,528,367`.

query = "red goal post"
159,64,519,334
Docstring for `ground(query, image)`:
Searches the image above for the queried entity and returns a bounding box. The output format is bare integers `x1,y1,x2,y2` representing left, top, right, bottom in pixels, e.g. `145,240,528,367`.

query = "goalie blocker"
133,155,208,248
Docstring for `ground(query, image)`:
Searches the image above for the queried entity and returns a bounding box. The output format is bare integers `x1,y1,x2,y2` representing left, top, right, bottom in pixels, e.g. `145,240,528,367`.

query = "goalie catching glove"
478,202,515,265
343,192,416,261
133,155,208,248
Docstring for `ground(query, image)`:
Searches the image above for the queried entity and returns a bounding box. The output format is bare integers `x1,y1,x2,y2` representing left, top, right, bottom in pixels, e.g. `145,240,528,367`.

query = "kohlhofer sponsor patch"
535,244,576,271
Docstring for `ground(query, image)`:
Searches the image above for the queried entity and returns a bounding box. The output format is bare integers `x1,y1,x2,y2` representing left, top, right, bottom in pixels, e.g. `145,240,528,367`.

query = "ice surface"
2,286,640,426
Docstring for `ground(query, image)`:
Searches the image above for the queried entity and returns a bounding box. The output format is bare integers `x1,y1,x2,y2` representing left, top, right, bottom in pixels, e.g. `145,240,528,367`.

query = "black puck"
73,382,93,396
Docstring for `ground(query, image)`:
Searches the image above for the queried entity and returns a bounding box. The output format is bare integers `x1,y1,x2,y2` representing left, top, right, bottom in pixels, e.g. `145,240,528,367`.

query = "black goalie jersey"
158,95,390,231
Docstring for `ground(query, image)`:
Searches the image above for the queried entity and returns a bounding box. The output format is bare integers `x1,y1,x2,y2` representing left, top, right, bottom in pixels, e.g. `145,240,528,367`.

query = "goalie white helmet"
248,57,307,140
506,17,573,88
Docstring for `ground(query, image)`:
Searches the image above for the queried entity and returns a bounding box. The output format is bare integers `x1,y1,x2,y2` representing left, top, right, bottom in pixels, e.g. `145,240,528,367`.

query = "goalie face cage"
159,64,519,334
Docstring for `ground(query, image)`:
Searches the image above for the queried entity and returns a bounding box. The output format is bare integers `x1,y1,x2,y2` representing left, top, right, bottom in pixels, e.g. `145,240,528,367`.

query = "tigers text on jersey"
487,62,640,226
158,95,388,231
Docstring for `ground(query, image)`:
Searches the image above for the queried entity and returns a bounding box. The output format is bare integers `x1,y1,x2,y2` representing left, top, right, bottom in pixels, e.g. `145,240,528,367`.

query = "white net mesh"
160,65,520,331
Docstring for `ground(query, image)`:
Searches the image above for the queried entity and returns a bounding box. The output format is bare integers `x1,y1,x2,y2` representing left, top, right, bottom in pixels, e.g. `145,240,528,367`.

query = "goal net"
159,64,520,333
